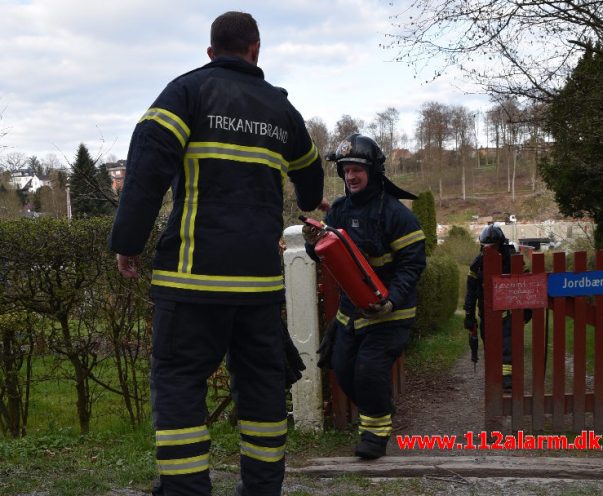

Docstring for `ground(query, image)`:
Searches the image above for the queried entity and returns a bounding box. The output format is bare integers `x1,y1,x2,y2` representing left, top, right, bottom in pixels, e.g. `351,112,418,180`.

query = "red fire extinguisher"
300,216,389,309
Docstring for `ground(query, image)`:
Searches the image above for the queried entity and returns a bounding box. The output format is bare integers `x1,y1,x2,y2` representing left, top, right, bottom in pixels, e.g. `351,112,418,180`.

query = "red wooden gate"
483,246,603,432
319,270,405,429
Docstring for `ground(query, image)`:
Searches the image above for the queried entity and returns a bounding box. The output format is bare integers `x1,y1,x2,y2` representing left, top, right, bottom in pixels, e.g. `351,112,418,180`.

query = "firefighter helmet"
335,134,385,178
479,225,506,245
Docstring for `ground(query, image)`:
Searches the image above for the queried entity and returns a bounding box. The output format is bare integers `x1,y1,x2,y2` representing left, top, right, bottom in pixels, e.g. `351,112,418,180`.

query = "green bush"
415,255,460,337
435,225,479,266
412,191,437,255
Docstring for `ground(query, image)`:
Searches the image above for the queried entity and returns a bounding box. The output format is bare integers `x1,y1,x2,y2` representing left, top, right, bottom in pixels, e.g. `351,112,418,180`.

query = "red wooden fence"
483,247,603,432
319,270,405,429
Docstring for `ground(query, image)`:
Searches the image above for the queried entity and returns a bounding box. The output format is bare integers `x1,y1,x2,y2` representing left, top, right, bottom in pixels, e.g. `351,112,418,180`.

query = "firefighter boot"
355,431,388,459
236,481,283,496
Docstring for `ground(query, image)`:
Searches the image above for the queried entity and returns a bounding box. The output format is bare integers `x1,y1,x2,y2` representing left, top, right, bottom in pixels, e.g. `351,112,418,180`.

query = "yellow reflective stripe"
336,310,350,326
368,252,393,267
156,454,209,475
240,441,285,463
152,270,284,293
178,158,199,273
359,414,391,426
186,141,288,176
502,364,513,374
354,308,416,329
239,419,287,437
468,270,478,279
288,142,318,172
140,107,190,148
359,414,392,436
390,230,426,252
358,425,392,437
336,309,416,330
156,425,210,447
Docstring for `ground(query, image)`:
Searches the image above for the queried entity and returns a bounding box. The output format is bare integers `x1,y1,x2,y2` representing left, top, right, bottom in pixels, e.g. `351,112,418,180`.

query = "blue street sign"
548,271,603,297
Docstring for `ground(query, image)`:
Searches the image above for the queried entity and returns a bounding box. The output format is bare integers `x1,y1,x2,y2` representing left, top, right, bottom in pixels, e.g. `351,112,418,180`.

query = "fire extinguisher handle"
299,215,324,230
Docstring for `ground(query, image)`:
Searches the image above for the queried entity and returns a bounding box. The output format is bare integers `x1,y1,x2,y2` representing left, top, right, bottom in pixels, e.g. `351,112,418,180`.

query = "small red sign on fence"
492,273,548,310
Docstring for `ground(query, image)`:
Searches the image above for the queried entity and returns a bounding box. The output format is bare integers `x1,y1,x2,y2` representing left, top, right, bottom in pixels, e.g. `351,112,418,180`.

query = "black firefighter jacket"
316,191,426,332
109,56,324,304
464,244,515,323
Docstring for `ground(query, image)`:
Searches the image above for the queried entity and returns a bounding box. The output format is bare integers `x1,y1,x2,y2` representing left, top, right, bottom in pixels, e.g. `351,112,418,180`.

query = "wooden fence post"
531,252,546,432
596,251,603,432
484,245,503,430
511,254,525,432
572,251,587,432
552,252,566,432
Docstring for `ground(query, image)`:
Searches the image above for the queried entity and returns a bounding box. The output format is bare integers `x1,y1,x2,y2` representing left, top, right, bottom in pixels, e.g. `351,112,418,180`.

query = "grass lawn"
0,316,467,496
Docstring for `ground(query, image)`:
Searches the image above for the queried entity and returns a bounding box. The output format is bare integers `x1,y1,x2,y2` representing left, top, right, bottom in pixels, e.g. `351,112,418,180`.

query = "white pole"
66,184,72,220
283,225,323,432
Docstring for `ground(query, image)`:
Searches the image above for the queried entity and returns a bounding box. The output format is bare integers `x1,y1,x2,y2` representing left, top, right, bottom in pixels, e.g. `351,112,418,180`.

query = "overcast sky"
0,0,491,166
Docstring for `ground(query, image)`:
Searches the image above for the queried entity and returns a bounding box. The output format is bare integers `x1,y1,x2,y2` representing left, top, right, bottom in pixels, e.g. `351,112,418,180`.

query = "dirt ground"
390,348,486,451
435,191,565,226
237,349,603,495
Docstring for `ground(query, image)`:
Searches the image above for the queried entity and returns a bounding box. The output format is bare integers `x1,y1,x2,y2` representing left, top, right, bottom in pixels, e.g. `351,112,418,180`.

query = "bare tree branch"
384,0,603,102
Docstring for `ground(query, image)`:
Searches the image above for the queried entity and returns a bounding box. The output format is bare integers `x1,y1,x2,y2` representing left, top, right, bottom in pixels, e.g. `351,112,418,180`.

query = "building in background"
10,168,43,192
106,160,126,193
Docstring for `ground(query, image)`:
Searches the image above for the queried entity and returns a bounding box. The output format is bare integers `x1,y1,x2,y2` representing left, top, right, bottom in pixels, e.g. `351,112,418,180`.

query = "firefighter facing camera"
109,11,325,496
464,224,531,390
304,133,426,459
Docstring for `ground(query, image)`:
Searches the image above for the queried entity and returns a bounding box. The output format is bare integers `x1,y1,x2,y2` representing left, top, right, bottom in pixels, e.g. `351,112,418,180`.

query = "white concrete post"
283,225,323,432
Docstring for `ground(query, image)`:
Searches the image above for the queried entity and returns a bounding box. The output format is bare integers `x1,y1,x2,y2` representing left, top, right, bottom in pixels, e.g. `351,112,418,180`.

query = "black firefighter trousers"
151,299,287,496
331,319,412,443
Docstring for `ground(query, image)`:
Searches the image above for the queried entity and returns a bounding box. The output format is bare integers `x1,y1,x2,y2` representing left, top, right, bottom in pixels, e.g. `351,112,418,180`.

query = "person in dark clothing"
464,224,519,390
109,11,326,496
304,134,426,460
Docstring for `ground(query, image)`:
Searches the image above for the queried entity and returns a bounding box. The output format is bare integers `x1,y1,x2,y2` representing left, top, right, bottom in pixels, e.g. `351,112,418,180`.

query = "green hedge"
415,254,460,336
412,191,437,256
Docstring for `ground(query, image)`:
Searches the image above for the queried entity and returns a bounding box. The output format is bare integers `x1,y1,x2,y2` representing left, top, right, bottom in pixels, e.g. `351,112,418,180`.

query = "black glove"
464,313,477,331
360,300,394,320
282,322,306,388
316,318,337,369
302,225,325,246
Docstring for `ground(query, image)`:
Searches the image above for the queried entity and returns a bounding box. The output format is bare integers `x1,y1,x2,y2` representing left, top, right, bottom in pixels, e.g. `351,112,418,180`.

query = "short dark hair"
210,11,260,56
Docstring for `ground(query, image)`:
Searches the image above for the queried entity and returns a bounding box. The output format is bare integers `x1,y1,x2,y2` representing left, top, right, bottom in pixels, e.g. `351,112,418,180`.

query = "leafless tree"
42,153,63,174
331,114,364,150
305,117,332,175
416,101,451,200
449,106,475,199
0,172,23,218
383,0,603,102
488,98,527,200
37,169,68,218
0,152,27,172
367,107,400,171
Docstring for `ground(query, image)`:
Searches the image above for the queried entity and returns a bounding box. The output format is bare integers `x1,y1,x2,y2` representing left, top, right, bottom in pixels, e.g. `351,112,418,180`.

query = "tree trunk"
462,165,466,200
512,147,517,202
507,146,511,193
59,315,91,434
1,330,23,438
